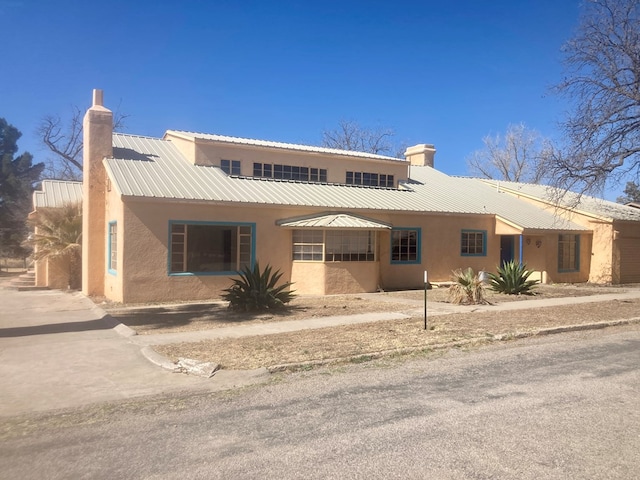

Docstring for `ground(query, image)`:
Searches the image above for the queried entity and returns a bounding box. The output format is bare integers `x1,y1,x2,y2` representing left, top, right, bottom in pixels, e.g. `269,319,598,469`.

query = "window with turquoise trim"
108,222,117,273
292,230,376,262
558,234,579,271
391,228,420,263
170,222,253,274
461,230,486,256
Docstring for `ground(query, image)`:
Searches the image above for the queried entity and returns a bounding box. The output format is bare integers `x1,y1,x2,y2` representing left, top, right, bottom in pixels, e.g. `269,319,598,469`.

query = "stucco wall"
45,255,72,290
521,235,548,283
105,195,596,303
34,252,46,287
165,133,409,187
541,232,592,284
103,183,125,302
616,221,640,283
291,262,326,295
587,222,614,284
116,201,304,303
377,214,501,290
324,262,380,294
112,201,510,302
497,192,610,284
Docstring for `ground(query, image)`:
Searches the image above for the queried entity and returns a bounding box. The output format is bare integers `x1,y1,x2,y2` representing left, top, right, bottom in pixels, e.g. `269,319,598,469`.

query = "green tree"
616,181,640,203
0,118,44,258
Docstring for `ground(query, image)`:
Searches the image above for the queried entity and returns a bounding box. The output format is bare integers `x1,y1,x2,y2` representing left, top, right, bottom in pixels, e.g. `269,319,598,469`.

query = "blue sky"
5,1,617,197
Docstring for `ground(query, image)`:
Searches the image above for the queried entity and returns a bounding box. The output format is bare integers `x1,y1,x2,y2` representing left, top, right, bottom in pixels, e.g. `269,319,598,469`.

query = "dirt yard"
104,284,618,334
104,284,640,371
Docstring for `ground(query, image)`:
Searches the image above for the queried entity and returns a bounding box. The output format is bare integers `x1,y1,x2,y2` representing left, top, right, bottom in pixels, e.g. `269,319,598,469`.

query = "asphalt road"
1,326,639,479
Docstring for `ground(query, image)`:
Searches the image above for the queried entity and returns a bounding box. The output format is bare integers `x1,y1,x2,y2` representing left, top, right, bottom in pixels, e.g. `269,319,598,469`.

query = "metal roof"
105,134,590,232
33,180,83,208
164,130,404,162
480,179,640,223
277,212,392,229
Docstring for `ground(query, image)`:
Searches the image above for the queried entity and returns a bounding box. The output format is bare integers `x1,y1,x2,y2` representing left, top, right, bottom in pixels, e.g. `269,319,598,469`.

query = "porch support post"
519,235,524,264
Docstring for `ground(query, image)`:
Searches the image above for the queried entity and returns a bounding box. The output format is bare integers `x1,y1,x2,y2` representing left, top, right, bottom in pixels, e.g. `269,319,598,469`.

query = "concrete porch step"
8,270,41,290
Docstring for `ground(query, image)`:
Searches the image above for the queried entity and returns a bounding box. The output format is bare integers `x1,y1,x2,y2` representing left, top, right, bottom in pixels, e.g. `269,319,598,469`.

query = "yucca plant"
489,260,539,295
222,262,296,312
26,202,83,289
448,267,488,305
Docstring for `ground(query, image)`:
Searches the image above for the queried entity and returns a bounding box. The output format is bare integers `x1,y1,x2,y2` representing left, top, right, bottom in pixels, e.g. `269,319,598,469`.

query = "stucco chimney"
404,144,436,167
82,89,113,296
93,89,104,106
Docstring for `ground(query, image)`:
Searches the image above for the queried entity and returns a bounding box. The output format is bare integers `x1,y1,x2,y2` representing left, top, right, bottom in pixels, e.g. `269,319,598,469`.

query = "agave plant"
448,267,488,305
222,262,296,312
489,260,539,295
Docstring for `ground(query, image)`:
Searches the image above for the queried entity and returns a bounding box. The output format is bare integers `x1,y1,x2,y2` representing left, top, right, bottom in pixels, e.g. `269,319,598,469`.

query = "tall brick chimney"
404,144,436,167
82,89,113,296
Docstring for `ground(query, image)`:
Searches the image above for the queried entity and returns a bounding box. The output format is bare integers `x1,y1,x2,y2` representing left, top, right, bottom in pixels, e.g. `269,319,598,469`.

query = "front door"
500,235,515,266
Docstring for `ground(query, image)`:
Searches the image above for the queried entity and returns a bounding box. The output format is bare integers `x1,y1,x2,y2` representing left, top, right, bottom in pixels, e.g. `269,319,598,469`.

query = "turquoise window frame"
390,227,422,265
107,221,117,275
558,234,580,272
461,229,487,257
167,220,256,276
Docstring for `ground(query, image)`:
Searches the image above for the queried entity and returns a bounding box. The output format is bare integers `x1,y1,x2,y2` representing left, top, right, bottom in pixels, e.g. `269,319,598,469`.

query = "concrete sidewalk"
0,287,267,417
2,284,639,417
131,289,640,347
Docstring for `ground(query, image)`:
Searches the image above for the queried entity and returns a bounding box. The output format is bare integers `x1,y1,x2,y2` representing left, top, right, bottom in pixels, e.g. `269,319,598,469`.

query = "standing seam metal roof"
277,213,392,229
478,179,640,222
33,180,83,208
105,134,588,231
165,130,404,162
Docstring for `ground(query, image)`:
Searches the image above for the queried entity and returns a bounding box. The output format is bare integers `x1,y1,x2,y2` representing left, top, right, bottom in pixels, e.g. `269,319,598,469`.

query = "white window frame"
292,230,376,262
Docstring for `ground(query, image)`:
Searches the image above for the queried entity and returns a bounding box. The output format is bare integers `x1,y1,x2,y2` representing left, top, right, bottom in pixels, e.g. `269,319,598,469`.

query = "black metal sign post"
423,270,428,330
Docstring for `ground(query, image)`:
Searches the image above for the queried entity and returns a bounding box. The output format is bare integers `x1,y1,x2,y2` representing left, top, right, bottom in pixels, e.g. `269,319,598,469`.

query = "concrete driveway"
3,282,640,418
0,287,266,417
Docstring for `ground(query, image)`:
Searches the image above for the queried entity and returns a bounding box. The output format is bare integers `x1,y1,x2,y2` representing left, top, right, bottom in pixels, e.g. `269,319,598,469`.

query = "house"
32,89,639,303
479,180,640,284
30,179,83,289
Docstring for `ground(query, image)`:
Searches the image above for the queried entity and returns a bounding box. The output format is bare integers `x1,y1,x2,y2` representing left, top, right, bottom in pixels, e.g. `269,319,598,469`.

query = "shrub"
488,260,539,295
222,262,296,312
448,267,488,305
27,202,83,289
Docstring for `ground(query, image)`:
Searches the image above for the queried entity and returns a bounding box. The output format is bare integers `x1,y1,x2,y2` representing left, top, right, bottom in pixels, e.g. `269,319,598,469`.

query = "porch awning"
495,215,524,235
277,212,392,230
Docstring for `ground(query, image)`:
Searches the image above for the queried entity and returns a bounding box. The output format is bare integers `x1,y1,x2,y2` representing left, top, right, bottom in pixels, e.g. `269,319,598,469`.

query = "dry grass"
105,284,640,371
153,299,640,370
105,284,616,335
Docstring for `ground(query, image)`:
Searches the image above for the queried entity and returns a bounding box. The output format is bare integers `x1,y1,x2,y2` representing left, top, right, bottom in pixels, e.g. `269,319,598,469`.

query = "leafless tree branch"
322,120,398,156
552,0,640,194
37,103,129,181
467,123,555,183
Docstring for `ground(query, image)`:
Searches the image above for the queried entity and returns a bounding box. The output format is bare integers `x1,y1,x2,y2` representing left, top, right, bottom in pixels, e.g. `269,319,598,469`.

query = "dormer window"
253,162,327,183
221,159,241,175
346,171,394,188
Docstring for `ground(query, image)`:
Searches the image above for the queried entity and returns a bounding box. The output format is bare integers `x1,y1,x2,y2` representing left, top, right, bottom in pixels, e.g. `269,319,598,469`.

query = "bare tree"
322,120,401,157
467,123,554,183
552,0,640,194
37,104,128,181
